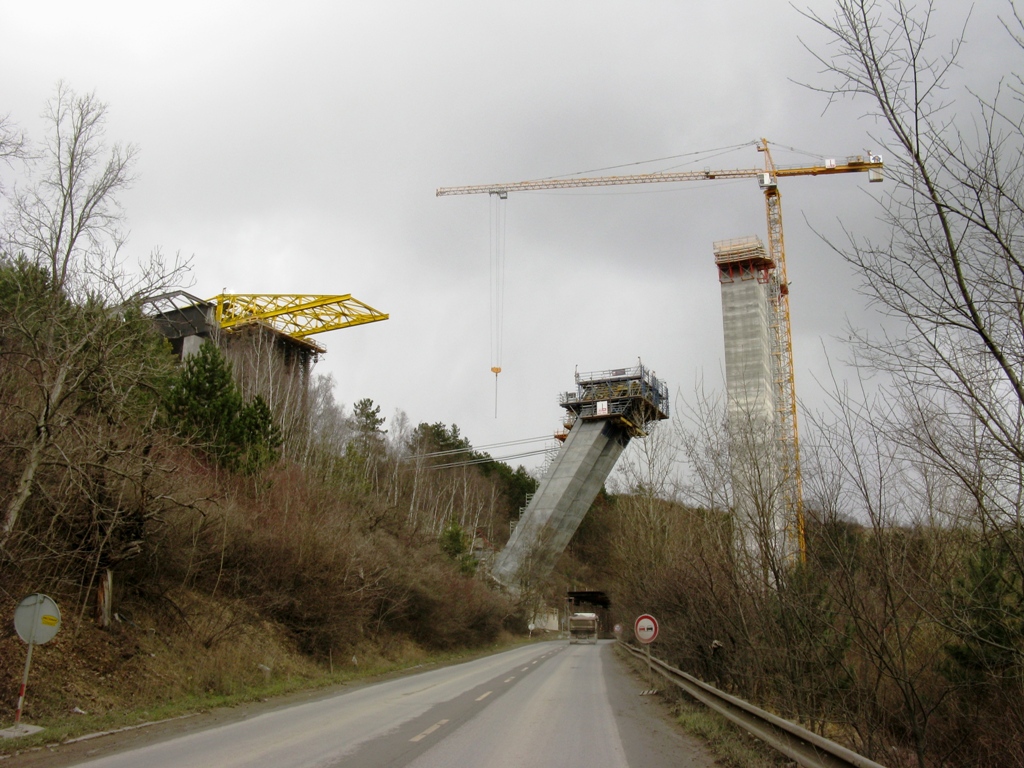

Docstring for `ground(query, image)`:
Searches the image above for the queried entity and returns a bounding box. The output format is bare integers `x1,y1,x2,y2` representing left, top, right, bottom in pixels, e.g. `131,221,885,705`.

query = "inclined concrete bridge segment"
490,364,669,591
491,419,631,588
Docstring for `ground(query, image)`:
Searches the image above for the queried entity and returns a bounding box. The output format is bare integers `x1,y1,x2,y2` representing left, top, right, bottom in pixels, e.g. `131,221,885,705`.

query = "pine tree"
165,342,285,474
238,394,283,474
164,342,245,468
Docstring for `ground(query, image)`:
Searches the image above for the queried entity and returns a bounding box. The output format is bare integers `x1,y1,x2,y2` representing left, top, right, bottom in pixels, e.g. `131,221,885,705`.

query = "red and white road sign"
634,614,659,644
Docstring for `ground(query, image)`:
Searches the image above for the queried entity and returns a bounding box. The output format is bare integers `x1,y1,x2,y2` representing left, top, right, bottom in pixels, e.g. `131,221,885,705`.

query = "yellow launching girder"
209,294,389,339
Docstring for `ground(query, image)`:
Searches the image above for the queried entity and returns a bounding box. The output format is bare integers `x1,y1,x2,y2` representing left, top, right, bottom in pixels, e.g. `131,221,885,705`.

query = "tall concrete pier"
491,364,669,590
714,236,794,568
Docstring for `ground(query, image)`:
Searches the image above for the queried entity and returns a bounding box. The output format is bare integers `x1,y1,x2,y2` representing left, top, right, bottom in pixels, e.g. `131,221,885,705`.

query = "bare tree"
1,84,187,551
0,112,27,193
802,361,961,765
799,0,1024,528
3,83,135,296
794,6,1024,759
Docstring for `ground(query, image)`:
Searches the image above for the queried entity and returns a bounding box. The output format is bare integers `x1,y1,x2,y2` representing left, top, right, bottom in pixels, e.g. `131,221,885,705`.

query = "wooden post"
645,642,654,692
96,568,113,628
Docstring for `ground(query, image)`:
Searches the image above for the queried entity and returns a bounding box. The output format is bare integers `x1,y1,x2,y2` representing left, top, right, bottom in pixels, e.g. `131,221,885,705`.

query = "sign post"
10,594,61,734
634,613,659,694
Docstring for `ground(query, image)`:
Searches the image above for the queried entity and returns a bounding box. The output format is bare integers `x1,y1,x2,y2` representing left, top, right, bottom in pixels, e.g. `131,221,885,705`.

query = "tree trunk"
96,568,114,628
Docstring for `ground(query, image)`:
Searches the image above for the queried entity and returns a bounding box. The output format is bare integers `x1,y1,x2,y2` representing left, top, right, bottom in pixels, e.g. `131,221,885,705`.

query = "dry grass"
673,701,790,768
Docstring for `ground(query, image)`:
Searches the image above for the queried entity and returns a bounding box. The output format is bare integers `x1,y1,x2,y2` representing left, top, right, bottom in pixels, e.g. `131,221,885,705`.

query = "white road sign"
13,594,61,645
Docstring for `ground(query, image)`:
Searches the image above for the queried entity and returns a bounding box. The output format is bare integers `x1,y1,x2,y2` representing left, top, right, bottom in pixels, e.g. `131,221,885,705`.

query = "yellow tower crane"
437,138,883,556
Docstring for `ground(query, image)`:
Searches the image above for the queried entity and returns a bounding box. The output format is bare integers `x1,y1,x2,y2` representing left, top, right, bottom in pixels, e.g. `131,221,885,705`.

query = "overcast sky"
1,1,1013,475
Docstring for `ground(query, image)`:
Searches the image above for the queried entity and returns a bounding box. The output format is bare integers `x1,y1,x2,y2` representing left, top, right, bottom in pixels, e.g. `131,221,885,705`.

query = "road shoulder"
602,641,718,768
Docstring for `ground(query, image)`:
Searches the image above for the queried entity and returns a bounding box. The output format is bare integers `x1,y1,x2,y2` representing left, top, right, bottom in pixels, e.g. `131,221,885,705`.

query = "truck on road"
568,612,599,644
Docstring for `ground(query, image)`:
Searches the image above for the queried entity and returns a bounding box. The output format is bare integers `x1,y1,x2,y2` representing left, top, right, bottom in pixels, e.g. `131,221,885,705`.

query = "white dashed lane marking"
410,719,450,742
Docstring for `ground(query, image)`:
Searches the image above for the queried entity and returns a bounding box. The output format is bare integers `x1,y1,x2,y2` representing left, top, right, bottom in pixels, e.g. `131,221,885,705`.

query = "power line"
401,434,553,461
419,447,554,471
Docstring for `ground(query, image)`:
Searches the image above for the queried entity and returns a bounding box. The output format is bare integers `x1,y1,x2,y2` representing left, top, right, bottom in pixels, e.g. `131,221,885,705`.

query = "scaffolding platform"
559,364,669,437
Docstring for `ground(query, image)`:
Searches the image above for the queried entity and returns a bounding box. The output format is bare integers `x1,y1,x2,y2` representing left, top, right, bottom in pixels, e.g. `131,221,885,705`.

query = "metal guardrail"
620,642,888,768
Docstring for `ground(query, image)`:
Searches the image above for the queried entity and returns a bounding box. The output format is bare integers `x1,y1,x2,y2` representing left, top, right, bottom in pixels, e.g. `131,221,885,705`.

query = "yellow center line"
410,719,450,742
475,691,492,701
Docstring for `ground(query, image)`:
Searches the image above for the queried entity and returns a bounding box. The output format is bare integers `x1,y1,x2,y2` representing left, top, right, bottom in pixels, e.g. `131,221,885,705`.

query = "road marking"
504,677,515,683
476,691,492,701
520,667,529,671
410,719,450,742
531,661,538,665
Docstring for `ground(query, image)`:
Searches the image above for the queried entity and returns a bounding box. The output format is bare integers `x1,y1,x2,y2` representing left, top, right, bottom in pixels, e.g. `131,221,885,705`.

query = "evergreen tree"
945,542,1024,688
340,398,388,494
164,341,280,474
352,398,386,448
439,519,477,576
238,394,283,474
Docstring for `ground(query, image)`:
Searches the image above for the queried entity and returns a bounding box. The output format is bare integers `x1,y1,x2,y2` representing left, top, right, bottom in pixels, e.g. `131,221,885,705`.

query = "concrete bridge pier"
490,419,630,588
490,364,669,591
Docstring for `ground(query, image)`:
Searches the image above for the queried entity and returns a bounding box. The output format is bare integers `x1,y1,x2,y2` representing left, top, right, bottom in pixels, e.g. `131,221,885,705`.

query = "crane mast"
757,141,803,554
437,140,882,558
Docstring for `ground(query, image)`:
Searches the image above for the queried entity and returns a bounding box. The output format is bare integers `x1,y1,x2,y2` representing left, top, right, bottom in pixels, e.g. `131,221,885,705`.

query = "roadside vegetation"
0,85,537,746
579,3,1024,767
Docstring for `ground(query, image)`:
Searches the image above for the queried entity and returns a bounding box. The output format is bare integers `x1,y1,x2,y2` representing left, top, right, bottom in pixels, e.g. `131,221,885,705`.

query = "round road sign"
13,594,61,645
634,613,659,644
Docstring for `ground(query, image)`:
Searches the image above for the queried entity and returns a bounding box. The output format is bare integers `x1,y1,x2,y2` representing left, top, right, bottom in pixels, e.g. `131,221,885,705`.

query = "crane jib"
436,158,882,197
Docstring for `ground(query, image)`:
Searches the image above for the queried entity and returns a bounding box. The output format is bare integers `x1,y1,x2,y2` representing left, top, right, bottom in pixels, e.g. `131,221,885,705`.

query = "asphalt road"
28,641,717,768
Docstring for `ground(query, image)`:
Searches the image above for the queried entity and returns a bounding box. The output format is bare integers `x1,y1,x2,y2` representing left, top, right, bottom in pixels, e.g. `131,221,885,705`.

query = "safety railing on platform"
619,642,888,768
566,365,668,412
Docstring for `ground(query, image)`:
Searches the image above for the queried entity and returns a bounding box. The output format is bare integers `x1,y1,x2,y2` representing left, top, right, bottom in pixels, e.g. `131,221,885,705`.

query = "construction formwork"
715,238,776,430
714,237,793,568
491,365,668,591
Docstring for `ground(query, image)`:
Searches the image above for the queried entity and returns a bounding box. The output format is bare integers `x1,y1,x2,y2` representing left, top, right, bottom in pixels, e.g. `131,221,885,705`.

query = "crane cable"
489,191,507,417
535,141,753,180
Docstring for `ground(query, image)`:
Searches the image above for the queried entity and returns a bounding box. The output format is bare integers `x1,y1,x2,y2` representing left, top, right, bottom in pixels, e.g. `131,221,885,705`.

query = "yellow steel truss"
209,294,389,339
